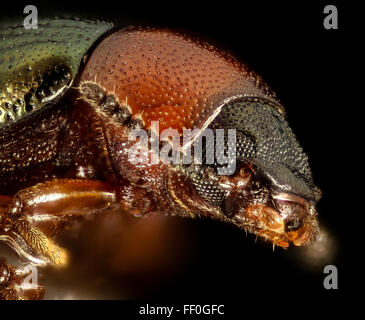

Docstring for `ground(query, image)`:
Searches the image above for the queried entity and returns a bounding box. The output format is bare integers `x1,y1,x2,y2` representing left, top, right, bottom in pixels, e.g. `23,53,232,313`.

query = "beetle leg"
0,258,45,300
0,179,118,267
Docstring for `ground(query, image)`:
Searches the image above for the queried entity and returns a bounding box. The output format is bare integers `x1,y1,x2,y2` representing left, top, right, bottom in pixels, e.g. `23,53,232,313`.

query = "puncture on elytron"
0,18,321,299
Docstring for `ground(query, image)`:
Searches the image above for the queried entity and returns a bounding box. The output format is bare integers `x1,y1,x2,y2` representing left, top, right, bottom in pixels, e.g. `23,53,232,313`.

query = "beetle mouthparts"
272,193,319,246
233,191,319,248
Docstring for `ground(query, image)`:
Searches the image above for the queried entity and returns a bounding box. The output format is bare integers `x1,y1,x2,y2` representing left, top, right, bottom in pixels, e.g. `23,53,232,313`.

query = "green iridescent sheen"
0,18,113,127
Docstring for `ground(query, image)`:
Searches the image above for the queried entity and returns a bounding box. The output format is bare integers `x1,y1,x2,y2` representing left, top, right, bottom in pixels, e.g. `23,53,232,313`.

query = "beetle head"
170,98,321,248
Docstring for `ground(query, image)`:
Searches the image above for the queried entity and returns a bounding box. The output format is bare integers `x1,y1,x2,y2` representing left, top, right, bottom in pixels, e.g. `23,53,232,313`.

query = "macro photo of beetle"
0,2,345,302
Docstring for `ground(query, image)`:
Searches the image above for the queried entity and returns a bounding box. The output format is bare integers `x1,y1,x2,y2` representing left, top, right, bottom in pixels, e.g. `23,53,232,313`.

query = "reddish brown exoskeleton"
0,19,321,299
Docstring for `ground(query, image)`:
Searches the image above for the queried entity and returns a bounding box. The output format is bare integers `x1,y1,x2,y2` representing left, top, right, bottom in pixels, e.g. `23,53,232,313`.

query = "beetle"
0,18,321,299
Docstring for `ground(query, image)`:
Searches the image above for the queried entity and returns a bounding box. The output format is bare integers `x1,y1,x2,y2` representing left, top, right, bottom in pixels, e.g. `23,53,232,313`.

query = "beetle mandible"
0,18,321,299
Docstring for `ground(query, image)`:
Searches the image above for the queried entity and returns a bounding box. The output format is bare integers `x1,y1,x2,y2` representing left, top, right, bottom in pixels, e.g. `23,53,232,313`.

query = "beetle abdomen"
0,18,113,128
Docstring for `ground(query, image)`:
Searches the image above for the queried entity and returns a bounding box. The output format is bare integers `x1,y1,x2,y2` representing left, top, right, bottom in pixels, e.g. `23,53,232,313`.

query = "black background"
0,0,354,312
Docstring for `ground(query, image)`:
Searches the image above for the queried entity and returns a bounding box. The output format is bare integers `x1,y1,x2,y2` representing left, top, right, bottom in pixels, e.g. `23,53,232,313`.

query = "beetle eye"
189,168,228,207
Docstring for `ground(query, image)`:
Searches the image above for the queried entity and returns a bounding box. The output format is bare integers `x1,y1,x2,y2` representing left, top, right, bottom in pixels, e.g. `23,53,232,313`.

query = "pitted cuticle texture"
81,27,280,134
0,18,113,128
210,99,314,199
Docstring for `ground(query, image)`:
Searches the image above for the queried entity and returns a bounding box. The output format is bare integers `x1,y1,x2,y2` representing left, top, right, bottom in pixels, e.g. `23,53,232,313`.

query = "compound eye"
189,169,228,208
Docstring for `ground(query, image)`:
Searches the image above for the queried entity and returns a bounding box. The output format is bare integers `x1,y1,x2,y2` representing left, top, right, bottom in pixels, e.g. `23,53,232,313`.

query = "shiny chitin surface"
0,21,321,299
